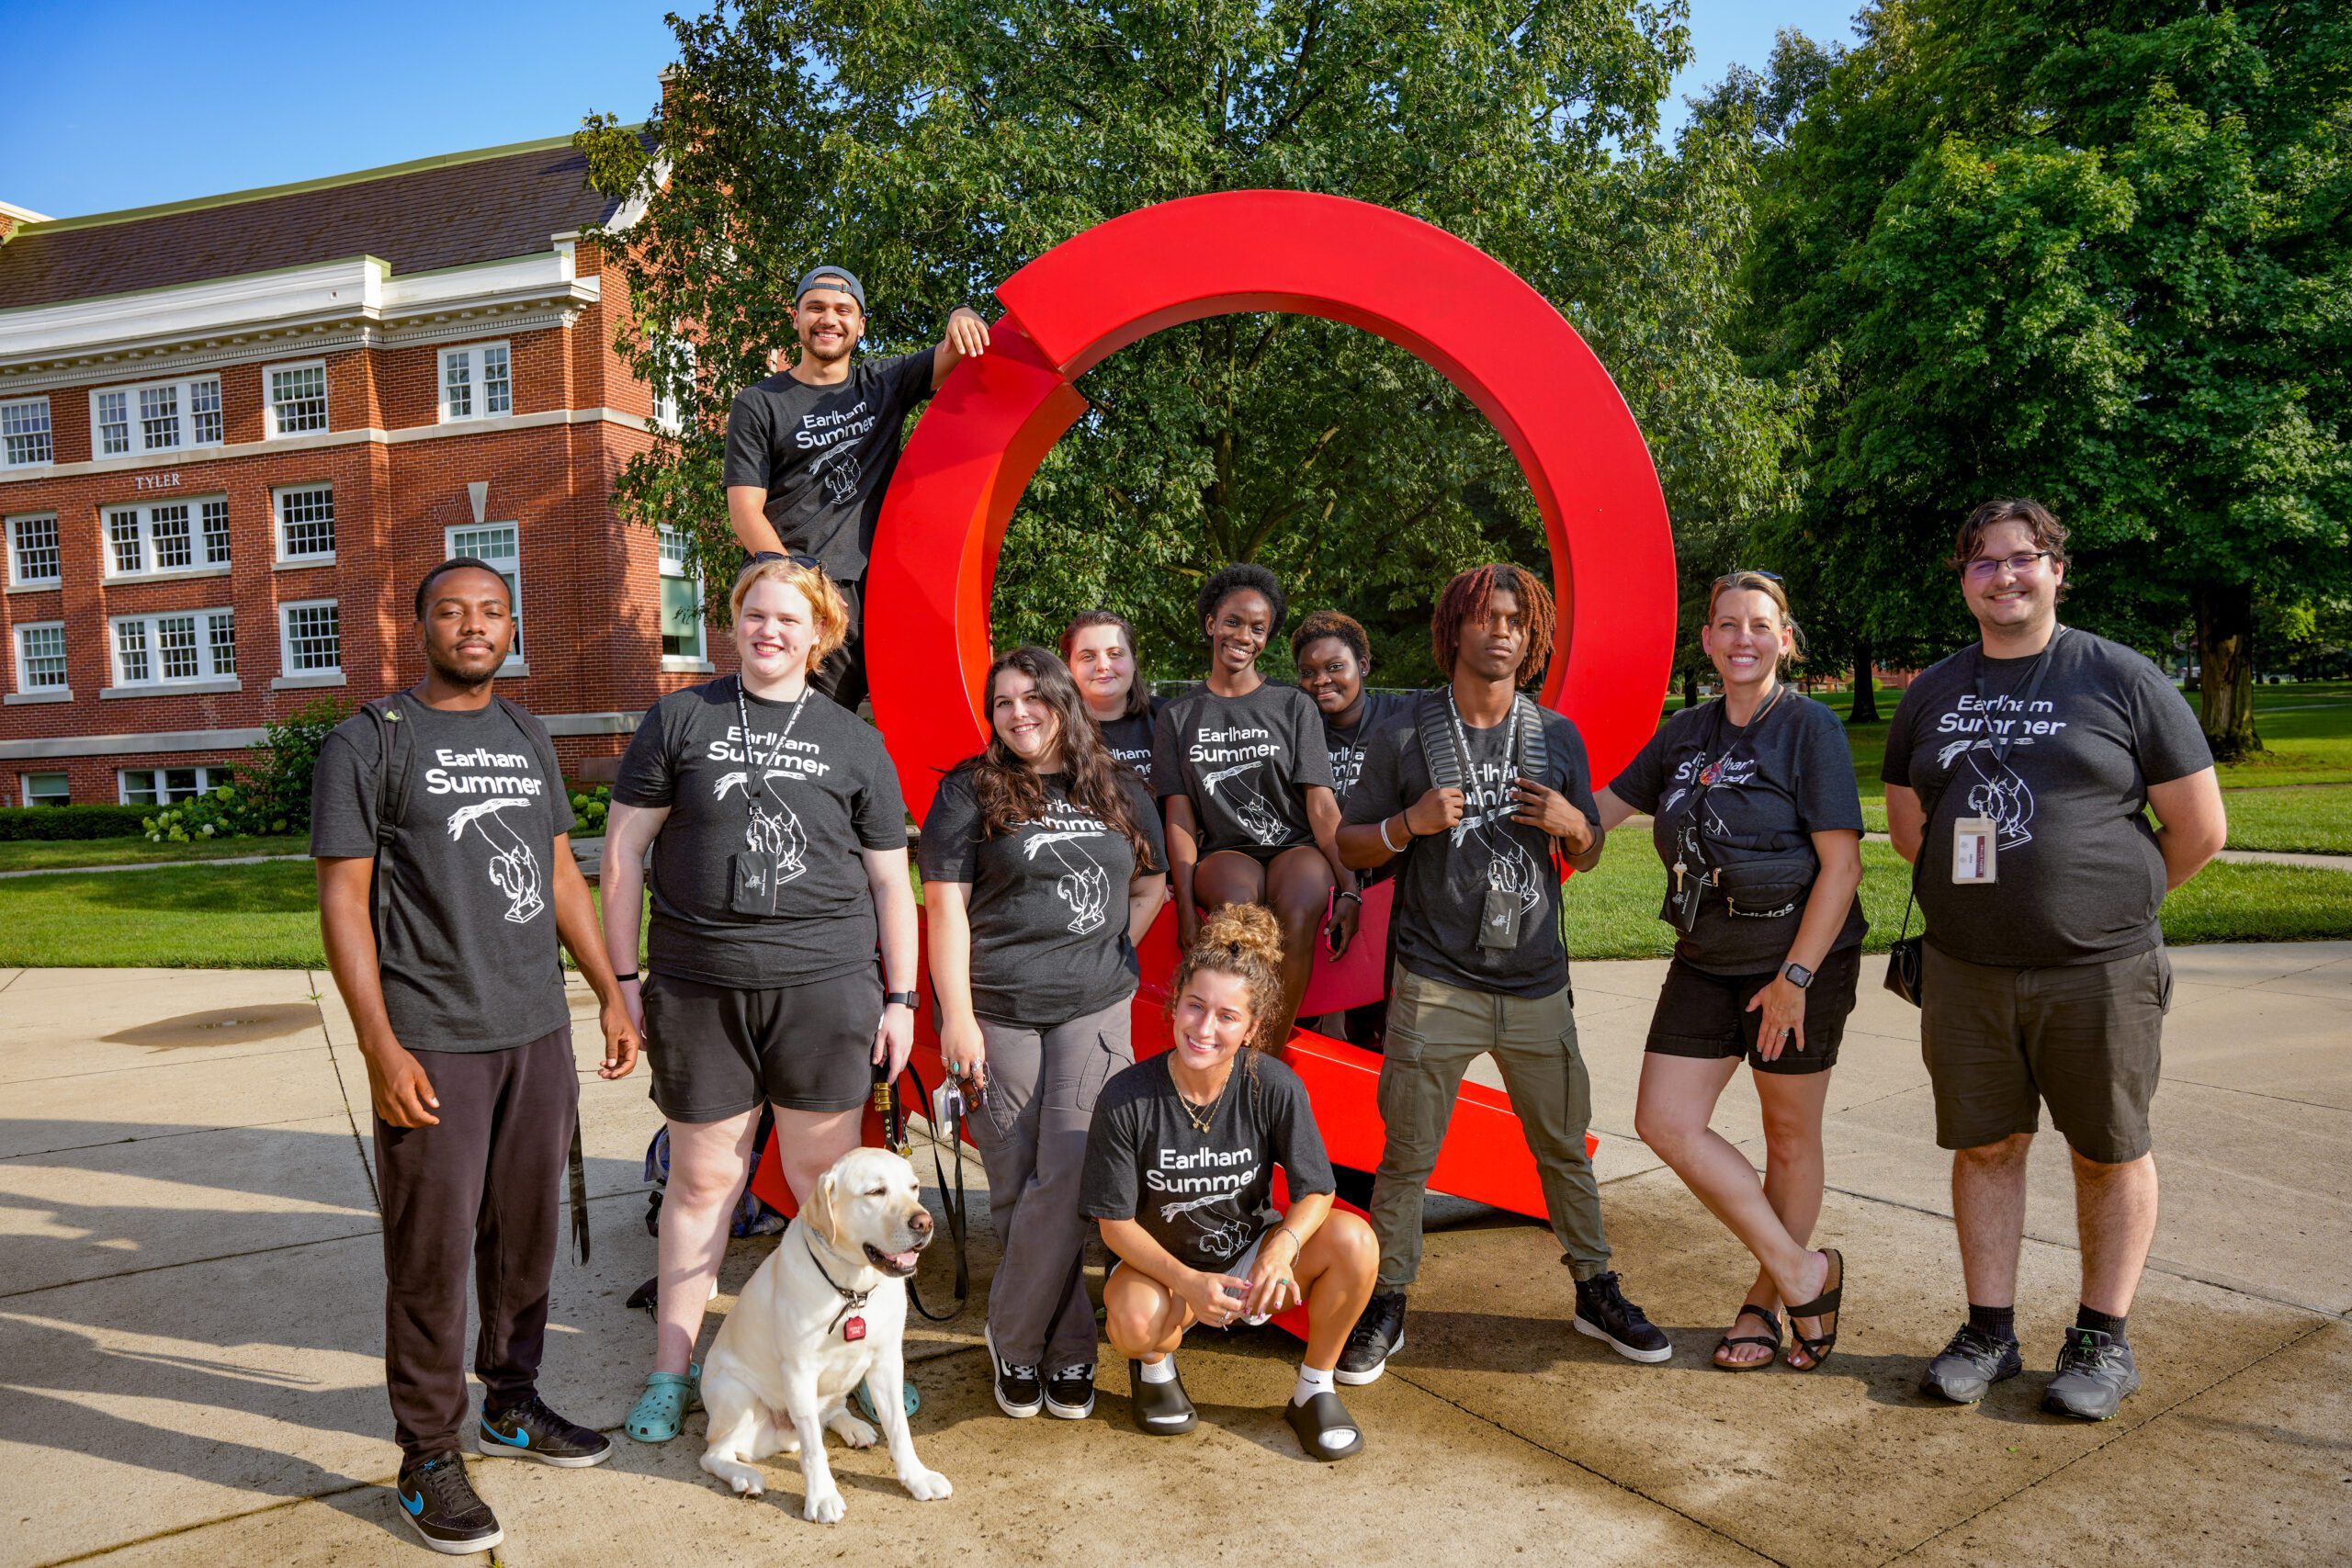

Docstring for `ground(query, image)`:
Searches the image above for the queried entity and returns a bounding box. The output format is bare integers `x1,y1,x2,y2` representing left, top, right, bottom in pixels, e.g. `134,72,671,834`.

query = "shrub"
0,804,155,841
568,783,612,836
237,697,351,833
144,782,274,843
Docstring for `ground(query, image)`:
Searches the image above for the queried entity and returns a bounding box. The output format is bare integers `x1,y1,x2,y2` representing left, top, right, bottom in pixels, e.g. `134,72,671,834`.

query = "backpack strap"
1415,689,1462,791
493,694,567,814
1512,693,1549,782
363,693,418,844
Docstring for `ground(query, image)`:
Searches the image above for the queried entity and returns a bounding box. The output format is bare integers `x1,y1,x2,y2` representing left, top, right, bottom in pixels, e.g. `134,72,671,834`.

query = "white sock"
1137,1354,1178,1385
1292,1364,1333,1405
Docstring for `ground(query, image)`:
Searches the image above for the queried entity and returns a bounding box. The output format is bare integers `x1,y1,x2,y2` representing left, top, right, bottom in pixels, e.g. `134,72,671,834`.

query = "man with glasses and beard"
722,265,993,710
1883,498,2224,1420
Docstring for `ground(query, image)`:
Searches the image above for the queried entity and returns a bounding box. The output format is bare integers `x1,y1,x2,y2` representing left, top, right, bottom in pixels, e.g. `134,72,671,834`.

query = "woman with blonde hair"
1594,570,1861,1373
603,556,920,1439
1079,904,1379,1460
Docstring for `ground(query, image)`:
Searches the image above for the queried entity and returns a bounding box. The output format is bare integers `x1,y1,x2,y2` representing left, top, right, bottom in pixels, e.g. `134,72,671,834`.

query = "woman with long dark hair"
1060,609,1158,788
922,645,1169,1421
1152,564,1356,1045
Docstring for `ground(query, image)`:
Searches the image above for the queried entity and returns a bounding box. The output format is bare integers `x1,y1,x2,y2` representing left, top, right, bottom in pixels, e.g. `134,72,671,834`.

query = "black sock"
2075,1303,2127,1340
1968,1303,2017,1342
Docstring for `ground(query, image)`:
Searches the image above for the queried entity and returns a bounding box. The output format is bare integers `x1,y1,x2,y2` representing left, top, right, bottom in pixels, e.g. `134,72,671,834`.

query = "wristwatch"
1781,962,1815,990
884,990,921,1009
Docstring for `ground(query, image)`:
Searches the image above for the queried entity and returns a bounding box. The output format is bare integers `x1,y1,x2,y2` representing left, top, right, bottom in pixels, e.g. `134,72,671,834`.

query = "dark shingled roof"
0,137,629,310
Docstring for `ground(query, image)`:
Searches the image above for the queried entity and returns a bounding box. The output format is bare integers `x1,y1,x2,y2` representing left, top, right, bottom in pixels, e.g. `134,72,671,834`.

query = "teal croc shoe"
625,1362,701,1443
849,1376,919,1424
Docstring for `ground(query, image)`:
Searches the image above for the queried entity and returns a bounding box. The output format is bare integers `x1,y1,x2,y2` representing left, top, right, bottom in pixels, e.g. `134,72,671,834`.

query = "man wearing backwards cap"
722,266,991,709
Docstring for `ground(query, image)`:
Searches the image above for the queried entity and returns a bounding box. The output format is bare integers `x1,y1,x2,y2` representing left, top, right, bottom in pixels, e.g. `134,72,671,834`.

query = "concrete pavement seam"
2158,1073,2352,1113
1870,1316,2335,1568
0,1111,360,1161
0,1039,329,1090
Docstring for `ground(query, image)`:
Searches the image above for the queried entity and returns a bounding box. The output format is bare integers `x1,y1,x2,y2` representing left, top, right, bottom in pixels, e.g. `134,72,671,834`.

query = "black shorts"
1644,945,1862,1075
640,967,881,1121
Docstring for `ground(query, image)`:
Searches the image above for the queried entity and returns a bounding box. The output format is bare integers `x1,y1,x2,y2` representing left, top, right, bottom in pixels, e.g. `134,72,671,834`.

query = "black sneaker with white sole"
1127,1359,1197,1435
1919,1323,2024,1404
394,1452,502,1556
986,1324,1045,1418
477,1393,614,1467
1572,1271,1672,1363
1044,1364,1096,1420
1336,1290,1406,1384
2042,1326,2140,1421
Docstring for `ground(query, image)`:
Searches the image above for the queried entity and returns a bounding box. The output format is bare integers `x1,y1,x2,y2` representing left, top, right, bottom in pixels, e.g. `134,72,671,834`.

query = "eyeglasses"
1962,551,2053,581
739,550,824,581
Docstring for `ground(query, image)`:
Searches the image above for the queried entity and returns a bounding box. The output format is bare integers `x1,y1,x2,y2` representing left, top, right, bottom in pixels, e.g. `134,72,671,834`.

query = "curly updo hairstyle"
1196,562,1287,642
1168,903,1288,1055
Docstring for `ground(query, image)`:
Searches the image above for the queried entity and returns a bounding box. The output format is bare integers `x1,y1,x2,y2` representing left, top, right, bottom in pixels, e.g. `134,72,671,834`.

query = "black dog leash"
877,1062,969,1324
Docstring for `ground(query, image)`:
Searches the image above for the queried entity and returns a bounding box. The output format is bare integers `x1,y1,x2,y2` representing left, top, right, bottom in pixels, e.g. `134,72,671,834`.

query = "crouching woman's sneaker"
477,1393,614,1466
1572,1271,1672,1363
395,1453,502,1555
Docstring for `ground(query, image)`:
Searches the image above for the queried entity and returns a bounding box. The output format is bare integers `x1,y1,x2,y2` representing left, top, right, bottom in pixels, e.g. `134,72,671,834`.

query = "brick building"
0,132,722,808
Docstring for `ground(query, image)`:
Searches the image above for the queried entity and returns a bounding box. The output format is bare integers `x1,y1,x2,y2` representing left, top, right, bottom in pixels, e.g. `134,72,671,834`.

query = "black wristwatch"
1781,961,1815,990
884,990,921,1009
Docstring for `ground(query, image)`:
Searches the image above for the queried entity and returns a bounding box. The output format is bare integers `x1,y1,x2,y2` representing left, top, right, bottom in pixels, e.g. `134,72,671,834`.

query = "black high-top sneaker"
1337,1290,1407,1384
1572,1272,1672,1363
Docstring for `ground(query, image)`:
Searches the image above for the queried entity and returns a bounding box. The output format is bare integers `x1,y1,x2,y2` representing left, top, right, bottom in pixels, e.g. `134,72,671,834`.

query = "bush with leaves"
143,783,266,843
238,697,351,834
568,784,612,836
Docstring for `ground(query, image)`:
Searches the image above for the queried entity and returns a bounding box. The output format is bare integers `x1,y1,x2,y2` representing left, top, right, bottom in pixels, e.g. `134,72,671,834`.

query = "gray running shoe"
2042,1326,2139,1420
1920,1323,2023,1404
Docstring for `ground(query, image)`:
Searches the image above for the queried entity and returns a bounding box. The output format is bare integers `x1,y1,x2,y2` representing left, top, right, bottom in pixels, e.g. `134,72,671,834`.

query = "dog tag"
842,1315,866,1343
1952,817,1998,885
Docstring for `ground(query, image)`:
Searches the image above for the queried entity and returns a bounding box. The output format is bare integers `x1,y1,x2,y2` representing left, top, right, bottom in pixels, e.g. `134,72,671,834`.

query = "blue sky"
4,0,1865,220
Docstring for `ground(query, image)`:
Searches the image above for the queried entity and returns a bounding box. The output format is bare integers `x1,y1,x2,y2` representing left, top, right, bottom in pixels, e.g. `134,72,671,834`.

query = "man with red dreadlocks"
1329,563,1670,1380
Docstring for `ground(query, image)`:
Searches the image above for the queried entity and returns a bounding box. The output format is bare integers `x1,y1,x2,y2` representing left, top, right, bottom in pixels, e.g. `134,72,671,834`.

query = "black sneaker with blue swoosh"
394,1453,502,1555
477,1393,615,1467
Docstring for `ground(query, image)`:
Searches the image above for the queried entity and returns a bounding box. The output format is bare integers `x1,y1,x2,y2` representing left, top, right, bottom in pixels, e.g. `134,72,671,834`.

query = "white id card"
1952,817,1998,884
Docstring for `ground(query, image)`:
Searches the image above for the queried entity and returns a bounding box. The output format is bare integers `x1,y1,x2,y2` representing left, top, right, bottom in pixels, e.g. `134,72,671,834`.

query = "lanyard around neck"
734,676,808,813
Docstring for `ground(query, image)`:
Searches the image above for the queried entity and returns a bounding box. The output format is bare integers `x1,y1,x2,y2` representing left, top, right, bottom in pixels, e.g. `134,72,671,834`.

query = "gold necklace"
1176,1061,1235,1134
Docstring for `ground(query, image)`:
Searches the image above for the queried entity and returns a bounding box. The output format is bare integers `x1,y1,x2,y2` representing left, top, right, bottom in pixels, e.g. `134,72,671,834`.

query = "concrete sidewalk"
0,947,2346,1567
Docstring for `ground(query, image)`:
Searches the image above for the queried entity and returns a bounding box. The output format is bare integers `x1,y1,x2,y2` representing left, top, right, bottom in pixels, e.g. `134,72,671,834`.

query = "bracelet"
1336,890,1363,908
614,971,639,985
1273,1224,1306,1260
1378,814,1408,853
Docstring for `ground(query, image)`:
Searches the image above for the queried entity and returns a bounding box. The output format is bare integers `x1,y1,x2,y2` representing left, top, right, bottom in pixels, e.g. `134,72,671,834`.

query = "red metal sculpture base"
756,192,1674,1300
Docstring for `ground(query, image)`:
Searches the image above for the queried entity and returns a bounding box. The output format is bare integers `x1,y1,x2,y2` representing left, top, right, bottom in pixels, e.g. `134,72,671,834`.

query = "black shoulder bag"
1883,629,2064,1007
1665,689,1818,932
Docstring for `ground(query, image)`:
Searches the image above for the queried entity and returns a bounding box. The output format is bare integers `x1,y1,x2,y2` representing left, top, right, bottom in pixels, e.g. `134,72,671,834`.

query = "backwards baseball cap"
795,265,866,313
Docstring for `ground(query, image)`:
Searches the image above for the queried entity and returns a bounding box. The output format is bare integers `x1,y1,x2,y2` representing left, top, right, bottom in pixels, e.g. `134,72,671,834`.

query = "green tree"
579,0,1805,688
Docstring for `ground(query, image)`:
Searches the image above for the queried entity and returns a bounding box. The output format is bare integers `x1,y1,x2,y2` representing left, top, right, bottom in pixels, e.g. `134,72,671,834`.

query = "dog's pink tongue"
883,1249,919,1270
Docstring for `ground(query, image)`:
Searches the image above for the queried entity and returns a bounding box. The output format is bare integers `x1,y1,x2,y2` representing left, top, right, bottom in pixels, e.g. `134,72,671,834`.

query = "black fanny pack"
1712,851,1818,919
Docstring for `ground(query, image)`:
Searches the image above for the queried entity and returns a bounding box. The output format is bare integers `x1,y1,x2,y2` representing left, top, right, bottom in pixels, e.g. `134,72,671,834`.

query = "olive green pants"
1369,964,1611,1289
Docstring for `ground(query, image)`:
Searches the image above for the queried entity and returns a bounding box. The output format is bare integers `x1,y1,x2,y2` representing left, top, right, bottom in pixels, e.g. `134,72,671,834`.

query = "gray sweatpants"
968,997,1135,1370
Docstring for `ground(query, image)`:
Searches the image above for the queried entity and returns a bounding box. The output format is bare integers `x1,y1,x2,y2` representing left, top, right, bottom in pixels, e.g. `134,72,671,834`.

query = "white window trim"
88,373,225,458
658,524,709,671
272,482,336,565
1,394,55,470
101,494,232,581
443,521,526,673
20,771,71,807
106,606,237,692
277,597,343,680
12,620,69,694
117,764,223,807
6,511,62,588
437,340,514,424
262,358,332,439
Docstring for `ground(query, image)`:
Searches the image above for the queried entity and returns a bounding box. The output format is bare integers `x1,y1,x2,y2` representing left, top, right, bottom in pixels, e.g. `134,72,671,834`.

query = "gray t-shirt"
1080,1051,1334,1273
719,351,935,582
1342,697,1597,999
311,695,575,1053
1096,707,1159,792
1882,627,2211,967
1150,682,1334,855
1610,694,1868,976
918,768,1166,1027
614,678,909,989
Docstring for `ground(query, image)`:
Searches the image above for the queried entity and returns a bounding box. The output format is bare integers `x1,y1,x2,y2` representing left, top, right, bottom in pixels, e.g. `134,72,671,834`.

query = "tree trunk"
1849,639,1879,724
1681,664,1699,708
2193,581,2259,761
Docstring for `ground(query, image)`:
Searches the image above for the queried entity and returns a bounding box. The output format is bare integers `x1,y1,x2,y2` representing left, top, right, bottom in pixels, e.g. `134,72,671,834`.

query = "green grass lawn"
0,834,308,874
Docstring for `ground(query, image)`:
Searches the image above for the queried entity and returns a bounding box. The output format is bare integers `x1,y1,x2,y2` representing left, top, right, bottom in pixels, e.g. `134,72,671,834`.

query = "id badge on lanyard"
1951,817,1997,884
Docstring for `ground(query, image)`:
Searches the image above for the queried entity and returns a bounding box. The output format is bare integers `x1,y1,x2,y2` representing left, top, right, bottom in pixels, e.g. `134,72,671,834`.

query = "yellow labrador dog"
698,1146,953,1522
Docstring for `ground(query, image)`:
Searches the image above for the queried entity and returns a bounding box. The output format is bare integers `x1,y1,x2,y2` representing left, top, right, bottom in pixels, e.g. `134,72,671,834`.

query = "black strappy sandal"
1283,1390,1364,1461
1711,1303,1782,1371
1784,1248,1844,1371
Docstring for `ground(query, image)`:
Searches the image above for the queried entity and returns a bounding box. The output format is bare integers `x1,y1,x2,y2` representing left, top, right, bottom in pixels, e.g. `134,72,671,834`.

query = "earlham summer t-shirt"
1341,697,1597,999
720,351,935,582
614,678,908,989
1097,707,1159,792
1080,1051,1334,1273
1882,627,2211,968
1322,689,1416,807
918,767,1166,1028
1150,682,1333,855
311,696,575,1053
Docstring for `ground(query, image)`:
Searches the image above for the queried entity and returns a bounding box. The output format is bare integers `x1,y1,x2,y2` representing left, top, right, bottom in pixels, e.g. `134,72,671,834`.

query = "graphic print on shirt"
1149,1142,1260,1261
422,740,556,927
707,716,836,896
1937,739,2038,850
445,799,546,925
1022,805,1117,934
1201,761,1286,846
1452,754,1544,921
797,396,880,506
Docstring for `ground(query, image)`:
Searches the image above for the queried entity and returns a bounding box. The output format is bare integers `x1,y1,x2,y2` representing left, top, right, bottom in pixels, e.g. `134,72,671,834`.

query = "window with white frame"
279,600,341,674
103,496,232,577
275,485,334,560
658,525,706,662
266,361,329,436
445,522,525,666
439,342,513,422
90,375,223,457
13,622,68,691
110,608,235,688
20,772,70,807
119,765,221,806
1,396,53,468
650,335,697,434
7,513,62,586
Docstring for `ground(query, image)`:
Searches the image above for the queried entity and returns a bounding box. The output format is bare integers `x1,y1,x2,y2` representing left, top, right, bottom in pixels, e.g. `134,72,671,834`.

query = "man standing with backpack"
313,558,640,1554
1330,562,1668,1381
